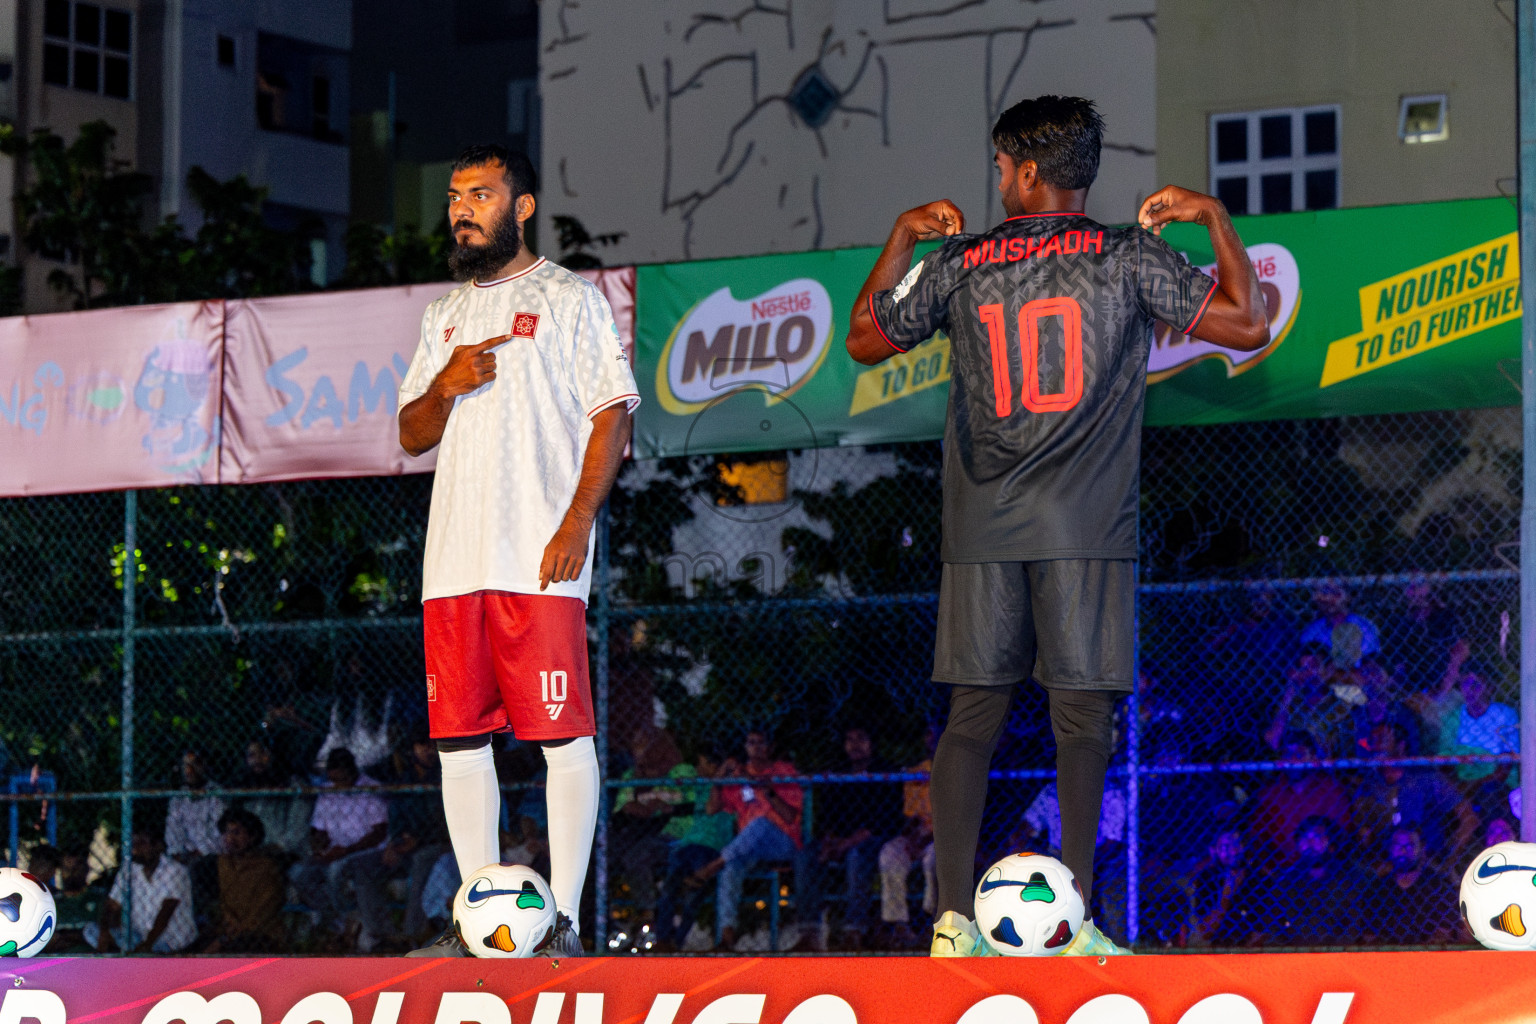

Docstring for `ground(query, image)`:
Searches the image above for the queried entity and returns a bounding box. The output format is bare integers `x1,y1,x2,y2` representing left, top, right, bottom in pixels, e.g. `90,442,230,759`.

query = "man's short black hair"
326,747,357,773
991,95,1104,191
1295,814,1339,846
452,144,539,200
218,807,266,847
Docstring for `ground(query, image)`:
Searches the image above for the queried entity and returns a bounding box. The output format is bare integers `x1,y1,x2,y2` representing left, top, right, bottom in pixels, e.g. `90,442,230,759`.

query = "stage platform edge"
0,951,1527,1024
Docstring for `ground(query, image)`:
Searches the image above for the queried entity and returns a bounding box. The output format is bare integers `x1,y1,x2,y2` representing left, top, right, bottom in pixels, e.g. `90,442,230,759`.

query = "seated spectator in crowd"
1205,589,1295,692
1254,816,1368,946
1179,827,1259,947
1018,778,1128,939
87,827,196,954
204,808,284,953
1247,731,1351,872
1406,640,1471,754
1348,659,1421,758
813,725,901,950
1299,582,1380,669
693,729,804,950
40,846,104,954
1368,825,1463,944
1485,815,1517,847
1439,661,1520,800
653,747,736,952
25,844,59,889
288,747,388,950
879,723,939,948
419,849,461,938
164,749,225,923
1264,645,1356,758
1353,721,1475,869
367,728,452,948
1385,580,1465,695
612,726,693,920
1124,664,1188,746
234,738,311,857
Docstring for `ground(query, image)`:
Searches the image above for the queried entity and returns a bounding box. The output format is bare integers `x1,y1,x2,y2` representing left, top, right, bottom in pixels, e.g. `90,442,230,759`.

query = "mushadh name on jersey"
961,230,1105,269
657,278,833,414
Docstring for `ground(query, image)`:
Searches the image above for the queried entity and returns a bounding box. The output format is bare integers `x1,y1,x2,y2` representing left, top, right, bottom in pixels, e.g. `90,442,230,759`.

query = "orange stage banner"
0,951,1531,1024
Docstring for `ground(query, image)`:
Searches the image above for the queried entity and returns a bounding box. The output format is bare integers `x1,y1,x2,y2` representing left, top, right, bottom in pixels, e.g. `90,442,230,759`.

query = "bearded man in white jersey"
397,145,640,957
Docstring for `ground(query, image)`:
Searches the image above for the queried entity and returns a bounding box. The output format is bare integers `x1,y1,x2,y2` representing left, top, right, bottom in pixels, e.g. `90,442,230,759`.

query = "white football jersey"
399,257,640,604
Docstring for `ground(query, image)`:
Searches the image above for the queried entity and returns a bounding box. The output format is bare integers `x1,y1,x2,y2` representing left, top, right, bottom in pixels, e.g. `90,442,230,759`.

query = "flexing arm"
538,404,632,590
846,201,965,365
398,334,511,456
1138,186,1270,351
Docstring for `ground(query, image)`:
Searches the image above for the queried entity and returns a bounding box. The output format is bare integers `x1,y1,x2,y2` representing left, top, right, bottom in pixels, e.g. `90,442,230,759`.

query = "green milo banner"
632,198,1520,459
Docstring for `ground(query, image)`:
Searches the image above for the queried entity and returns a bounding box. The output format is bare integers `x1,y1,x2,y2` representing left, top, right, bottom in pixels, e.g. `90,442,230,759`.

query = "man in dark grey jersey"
846,95,1269,957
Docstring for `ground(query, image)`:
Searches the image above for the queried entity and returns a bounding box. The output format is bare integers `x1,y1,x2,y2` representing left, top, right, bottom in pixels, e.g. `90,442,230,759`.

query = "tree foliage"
552,214,627,270
0,119,449,311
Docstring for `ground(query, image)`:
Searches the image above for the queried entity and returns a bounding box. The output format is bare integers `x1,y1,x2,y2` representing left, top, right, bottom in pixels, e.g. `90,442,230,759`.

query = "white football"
973,852,1084,956
1461,841,1536,950
452,863,558,958
0,868,55,958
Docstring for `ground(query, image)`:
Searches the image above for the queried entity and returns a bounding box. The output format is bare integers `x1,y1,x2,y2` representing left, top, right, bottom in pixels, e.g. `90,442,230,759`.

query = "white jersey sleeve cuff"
587,393,641,419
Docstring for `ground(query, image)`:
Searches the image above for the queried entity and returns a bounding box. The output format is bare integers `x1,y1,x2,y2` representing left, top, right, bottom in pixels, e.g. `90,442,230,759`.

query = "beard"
447,208,525,282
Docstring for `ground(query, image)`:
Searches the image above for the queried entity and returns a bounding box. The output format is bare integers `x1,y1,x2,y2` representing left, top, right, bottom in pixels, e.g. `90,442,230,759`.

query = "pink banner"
0,268,636,498
0,302,224,497
217,283,457,485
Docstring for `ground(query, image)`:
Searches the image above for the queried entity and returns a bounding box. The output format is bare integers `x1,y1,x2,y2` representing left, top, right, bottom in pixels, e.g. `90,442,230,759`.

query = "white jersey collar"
473,257,548,288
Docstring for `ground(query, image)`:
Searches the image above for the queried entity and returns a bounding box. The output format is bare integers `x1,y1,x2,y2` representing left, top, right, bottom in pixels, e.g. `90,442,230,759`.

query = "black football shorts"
932,559,1135,691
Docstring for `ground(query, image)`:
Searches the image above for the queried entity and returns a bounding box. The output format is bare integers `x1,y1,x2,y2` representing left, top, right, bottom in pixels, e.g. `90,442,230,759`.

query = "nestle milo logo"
657,278,833,414
1148,242,1299,382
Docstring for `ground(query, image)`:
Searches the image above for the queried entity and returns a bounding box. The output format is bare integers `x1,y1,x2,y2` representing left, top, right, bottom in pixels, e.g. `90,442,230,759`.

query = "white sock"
438,744,500,883
543,736,599,932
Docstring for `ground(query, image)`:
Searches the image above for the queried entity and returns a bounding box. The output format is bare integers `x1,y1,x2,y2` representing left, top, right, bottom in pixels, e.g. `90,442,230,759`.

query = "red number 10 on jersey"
978,297,1083,417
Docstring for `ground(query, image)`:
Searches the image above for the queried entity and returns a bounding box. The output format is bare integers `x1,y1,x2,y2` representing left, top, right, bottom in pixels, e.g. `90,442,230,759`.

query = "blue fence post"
1519,0,1536,843
1126,571,1141,945
594,502,612,949
120,489,136,952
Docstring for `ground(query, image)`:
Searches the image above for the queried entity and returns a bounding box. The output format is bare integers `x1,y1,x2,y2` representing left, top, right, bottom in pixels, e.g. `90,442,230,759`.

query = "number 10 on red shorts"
423,590,595,742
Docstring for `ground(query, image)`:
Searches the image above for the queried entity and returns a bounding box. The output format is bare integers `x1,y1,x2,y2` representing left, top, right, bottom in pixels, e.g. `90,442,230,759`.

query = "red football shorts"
423,590,594,741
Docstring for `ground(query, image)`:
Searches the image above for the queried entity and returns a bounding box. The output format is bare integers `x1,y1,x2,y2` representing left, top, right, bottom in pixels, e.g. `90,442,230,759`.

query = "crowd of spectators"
608,580,1519,952
11,580,1520,954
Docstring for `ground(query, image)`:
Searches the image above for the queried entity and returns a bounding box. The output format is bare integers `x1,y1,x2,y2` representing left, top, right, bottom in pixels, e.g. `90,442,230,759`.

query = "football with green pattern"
973,852,1084,957
452,863,557,958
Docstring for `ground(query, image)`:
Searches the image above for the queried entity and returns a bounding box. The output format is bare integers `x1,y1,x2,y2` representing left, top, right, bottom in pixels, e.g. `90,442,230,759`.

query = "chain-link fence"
0,407,1521,954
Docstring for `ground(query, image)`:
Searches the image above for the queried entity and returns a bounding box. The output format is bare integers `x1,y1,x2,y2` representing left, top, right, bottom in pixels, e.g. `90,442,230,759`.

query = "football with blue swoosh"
972,852,1084,956
0,867,54,958
1461,842,1536,950
452,863,557,958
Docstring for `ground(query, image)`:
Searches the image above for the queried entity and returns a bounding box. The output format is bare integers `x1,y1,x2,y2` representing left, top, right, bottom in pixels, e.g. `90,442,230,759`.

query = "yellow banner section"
1357,232,1517,329
848,335,951,417
1321,276,1521,388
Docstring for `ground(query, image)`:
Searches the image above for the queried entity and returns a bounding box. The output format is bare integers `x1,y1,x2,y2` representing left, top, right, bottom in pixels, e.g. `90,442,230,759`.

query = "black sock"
1048,688,1116,913
931,684,1013,918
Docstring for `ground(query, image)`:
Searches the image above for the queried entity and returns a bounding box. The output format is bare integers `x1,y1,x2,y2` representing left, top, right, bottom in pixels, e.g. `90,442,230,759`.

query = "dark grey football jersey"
869,212,1216,562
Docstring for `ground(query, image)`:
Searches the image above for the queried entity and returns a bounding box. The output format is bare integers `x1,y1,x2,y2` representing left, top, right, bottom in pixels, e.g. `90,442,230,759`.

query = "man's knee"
1048,688,1117,755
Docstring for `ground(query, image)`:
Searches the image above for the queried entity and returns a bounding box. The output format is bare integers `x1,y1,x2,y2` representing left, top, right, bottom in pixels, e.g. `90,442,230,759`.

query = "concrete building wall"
539,0,1159,265
1157,0,1515,207
177,0,350,220
11,0,145,312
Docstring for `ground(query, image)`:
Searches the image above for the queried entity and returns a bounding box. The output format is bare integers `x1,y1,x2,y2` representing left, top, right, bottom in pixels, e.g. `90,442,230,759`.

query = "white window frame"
1209,104,1341,215
1399,94,1449,144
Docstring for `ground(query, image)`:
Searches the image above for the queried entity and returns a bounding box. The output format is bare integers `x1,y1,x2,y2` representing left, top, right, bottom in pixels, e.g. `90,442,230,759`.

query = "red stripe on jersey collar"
1003,211,1087,221
472,256,548,287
